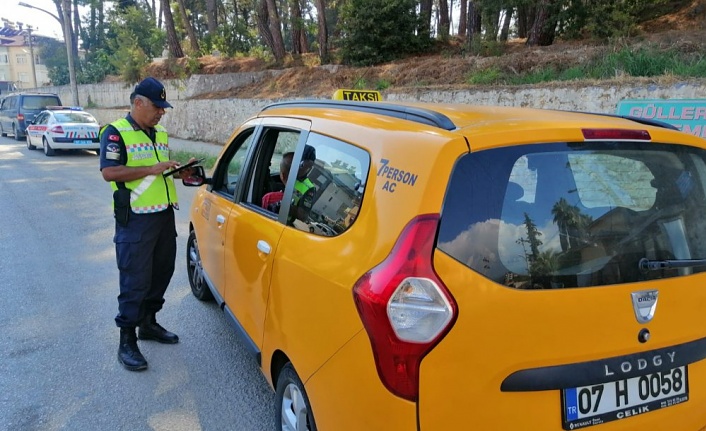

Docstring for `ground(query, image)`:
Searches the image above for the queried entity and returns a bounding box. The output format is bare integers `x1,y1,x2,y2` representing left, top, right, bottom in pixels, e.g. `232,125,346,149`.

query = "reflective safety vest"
293,178,315,205
108,118,178,213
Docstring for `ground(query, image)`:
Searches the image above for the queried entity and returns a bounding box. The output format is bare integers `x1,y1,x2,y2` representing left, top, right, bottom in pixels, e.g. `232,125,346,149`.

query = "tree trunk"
264,0,286,62
517,4,536,39
158,0,163,29
176,0,200,53
458,0,467,36
257,0,276,58
314,0,328,64
72,0,79,59
98,1,104,48
482,5,500,41
290,0,308,54
473,3,481,34
438,0,450,38
162,0,184,57
465,1,476,47
499,7,512,42
419,0,432,39
527,0,557,46
206,0,218,34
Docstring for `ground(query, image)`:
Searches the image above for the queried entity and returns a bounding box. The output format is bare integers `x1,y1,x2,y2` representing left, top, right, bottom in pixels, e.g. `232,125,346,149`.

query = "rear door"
422,138,706,430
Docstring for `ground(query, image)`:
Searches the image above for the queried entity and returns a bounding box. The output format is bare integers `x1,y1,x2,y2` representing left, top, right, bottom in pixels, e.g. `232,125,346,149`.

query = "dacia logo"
631,290,658,324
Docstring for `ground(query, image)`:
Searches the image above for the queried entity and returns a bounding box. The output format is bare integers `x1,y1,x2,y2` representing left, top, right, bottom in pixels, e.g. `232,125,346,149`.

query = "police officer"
261,145,317,218
99,77,190,371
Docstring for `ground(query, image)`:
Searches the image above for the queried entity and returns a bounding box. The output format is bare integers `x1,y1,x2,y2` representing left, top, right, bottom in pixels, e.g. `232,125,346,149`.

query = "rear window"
438,141,706,289
21,96,60,110
54,112,97,123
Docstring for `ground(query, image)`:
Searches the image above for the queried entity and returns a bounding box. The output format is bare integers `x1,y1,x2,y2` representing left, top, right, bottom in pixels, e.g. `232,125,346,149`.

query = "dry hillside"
145,0,706,100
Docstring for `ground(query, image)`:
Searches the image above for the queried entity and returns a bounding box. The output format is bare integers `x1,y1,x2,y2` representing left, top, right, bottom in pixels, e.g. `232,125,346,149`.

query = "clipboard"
163,158,205,177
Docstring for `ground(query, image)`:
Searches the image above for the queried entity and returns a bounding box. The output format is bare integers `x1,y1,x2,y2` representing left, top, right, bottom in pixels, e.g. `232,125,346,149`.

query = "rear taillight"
50,125,64,134
353,214,457,401
582,128,651,141
17,113,24,121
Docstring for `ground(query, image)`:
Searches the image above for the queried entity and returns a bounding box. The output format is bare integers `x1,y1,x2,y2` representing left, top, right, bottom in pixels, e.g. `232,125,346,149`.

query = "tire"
94,148,101,156
26,134,36,150
0,125,6,137
186,230,213,301
43,137,55,157
13,124,23,141
276,363,317,431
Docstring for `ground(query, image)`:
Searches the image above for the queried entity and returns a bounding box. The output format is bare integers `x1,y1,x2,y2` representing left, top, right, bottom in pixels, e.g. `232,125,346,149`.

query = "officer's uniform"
99,114,179,329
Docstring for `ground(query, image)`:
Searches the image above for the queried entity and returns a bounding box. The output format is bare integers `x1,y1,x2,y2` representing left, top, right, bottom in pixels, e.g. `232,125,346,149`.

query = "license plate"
74,140,93,145
562,366,688,430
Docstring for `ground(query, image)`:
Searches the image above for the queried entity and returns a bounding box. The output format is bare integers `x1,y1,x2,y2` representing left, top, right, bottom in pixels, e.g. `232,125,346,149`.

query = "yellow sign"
332,89,382,102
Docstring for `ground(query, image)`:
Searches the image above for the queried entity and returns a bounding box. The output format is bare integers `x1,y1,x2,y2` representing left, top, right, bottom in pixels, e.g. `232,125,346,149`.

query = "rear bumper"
305,331,417,430
49,137,100,150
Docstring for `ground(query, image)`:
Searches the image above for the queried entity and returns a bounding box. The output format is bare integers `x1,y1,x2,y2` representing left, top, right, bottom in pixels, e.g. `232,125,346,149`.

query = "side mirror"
181,165,209,187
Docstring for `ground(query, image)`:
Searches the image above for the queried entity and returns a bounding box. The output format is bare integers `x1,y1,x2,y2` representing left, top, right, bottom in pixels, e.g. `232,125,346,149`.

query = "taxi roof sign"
333,89,382,102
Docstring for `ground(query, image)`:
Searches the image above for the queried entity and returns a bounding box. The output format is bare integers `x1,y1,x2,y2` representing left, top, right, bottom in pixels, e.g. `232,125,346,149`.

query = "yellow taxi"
183,99,706,431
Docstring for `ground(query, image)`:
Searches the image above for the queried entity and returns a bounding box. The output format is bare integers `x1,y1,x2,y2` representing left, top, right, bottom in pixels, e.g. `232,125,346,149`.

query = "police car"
25,106,100,156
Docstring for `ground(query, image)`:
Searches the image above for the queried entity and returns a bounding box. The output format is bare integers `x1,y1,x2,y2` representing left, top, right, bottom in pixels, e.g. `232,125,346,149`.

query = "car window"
290,132,369,236
21,96,60,110
36,113,49,124
438,141,706,289
213,128,254,197
54,112,96,123
246,127,301,214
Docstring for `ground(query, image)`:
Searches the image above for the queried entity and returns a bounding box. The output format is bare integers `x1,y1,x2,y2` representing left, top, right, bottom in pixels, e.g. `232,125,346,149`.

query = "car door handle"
216,214,226,224
257,240,272,255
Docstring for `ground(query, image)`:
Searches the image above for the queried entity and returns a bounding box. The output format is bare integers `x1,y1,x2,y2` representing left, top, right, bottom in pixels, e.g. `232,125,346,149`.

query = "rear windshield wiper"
639,258,706,272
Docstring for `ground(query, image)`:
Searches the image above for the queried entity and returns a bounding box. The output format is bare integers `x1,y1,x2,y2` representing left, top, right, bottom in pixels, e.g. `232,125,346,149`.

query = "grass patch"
170,150,218,170
467,67,505,85
464,43,706,86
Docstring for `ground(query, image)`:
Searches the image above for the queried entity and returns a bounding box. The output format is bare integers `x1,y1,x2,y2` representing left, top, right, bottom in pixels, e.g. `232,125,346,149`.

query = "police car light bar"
46,106,84,111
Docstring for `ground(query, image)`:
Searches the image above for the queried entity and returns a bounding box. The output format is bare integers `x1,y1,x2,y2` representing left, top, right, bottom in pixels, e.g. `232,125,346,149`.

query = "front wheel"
186,230,213,301
276,363,317,431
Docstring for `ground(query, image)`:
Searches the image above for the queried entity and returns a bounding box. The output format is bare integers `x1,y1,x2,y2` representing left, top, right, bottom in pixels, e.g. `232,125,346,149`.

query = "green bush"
337,0,428,66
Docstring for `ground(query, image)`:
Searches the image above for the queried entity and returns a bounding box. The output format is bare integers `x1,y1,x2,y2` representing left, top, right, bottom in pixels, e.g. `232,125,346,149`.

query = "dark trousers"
114,207,177,328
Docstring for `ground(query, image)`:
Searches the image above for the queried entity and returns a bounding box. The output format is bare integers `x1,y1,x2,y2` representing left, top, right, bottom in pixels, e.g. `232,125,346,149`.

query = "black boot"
138,314,179,344
118,327,148,371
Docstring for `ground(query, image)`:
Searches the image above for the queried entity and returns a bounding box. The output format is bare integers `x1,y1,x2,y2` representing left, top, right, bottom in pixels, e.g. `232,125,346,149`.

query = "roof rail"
563,110,681,131
261,100,457,131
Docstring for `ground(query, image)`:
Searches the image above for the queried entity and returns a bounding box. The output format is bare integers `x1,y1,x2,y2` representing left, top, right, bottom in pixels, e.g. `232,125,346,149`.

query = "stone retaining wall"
50,75,706,144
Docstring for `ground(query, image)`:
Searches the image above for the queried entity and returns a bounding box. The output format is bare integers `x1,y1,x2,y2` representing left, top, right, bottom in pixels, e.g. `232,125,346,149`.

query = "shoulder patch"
105,143,121,160
108,134,120,142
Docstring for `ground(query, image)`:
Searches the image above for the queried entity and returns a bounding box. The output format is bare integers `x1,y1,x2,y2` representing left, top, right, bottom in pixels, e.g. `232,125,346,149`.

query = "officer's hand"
152,161,179,175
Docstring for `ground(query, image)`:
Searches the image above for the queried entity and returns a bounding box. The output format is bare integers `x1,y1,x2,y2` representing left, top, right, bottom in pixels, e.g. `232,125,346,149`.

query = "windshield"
438,141,706,289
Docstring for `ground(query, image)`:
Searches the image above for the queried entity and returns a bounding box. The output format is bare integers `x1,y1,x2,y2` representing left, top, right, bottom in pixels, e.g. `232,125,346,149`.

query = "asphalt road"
0,135,275,431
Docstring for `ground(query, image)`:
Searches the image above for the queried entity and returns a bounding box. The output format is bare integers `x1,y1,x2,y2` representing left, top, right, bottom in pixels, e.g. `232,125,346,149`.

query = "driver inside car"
261,145,316,222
